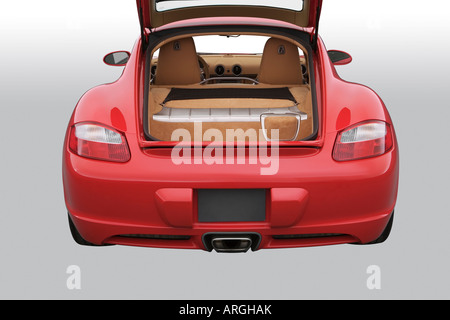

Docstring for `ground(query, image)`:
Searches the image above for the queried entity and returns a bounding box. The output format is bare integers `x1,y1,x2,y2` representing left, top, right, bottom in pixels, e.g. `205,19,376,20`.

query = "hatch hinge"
311,2,323,52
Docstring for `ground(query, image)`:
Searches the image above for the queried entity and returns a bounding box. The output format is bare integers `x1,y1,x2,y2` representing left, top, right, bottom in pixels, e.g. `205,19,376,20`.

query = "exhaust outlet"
211,237,252,253
202,233,262,253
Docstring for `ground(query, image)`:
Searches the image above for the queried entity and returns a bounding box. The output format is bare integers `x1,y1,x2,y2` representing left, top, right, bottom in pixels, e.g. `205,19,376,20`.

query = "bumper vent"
117,234,191,241
272,233,346,240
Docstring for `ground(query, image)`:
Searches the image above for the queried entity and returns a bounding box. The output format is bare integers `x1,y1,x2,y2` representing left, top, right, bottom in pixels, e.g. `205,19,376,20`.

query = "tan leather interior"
150,32,309,84
154,37,202,86
148,35,314,142
258,38,304,85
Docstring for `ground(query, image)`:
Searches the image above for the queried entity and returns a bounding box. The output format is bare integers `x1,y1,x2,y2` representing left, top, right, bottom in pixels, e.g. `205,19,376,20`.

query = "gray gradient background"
0,0,449,300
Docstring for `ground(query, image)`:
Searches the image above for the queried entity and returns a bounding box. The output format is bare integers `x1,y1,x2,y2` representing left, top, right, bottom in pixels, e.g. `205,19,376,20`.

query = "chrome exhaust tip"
202,233,262,253
211,237,253,253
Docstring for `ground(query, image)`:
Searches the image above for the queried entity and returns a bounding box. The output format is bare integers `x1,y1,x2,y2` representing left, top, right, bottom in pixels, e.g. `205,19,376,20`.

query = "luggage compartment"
147,84,314,142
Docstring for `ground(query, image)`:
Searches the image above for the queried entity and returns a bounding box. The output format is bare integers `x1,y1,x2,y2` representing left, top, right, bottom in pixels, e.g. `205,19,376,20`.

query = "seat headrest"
258,38,303,85
154,37,202,86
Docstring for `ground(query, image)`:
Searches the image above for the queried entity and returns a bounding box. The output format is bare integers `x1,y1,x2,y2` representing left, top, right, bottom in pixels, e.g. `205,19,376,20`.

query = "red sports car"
63,0,399,252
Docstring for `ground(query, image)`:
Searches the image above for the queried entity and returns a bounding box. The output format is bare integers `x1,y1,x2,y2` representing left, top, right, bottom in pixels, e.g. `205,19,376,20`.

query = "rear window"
155,0,304,12
194,35,270,55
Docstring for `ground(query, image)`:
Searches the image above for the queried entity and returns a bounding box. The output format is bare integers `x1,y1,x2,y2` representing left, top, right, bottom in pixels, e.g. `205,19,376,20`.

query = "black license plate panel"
198,189,266,223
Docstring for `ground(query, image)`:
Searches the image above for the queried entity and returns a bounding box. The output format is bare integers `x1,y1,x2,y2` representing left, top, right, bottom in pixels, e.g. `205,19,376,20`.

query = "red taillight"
69,123,131,163
333,121,393,162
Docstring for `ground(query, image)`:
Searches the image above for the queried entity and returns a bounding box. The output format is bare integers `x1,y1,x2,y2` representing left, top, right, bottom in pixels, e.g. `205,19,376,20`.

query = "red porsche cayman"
63,0,399,252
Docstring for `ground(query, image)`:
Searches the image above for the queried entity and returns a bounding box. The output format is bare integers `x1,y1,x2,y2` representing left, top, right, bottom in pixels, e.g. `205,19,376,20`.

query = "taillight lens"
333,121,393,162
69,123,131,163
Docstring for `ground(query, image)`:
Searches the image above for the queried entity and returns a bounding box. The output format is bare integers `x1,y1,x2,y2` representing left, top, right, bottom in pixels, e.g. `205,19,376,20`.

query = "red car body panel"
63,6,399,251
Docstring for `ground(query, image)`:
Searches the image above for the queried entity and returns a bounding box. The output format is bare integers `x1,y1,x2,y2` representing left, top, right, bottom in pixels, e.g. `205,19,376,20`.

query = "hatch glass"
156,0,304,12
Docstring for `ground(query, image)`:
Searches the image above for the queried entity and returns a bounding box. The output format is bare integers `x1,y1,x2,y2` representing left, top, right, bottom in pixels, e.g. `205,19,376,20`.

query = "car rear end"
64,118,398,252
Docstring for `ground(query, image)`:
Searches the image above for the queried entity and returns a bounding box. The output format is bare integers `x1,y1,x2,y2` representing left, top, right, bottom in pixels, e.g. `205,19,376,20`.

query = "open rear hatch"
138,0,322,29
137,0,323,46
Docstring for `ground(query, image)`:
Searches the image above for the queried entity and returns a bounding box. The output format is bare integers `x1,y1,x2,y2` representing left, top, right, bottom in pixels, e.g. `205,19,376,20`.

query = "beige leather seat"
258,38,303,85
154,37,202,86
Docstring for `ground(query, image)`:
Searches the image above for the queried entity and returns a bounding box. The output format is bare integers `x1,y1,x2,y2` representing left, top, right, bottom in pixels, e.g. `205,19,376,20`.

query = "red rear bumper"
63,134,399,250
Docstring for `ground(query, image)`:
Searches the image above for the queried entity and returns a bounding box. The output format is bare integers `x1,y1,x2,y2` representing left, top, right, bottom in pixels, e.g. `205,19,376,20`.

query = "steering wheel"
197,55,210,80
